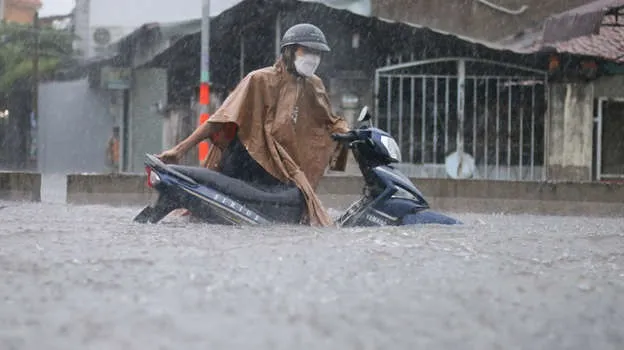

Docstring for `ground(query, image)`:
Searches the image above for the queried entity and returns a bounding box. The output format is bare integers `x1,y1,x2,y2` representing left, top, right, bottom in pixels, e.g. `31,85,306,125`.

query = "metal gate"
374,57,548,181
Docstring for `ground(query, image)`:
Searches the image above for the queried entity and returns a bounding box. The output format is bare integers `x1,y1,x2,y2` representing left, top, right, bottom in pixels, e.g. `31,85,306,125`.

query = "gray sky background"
40,0,73,16
39,0,243,16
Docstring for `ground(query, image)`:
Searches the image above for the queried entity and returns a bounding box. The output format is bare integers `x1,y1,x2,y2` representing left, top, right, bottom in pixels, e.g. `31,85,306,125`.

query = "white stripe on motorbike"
180,187,263,225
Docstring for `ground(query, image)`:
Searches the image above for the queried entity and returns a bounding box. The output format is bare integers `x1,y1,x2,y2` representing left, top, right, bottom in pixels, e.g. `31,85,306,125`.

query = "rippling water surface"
1,199,623,350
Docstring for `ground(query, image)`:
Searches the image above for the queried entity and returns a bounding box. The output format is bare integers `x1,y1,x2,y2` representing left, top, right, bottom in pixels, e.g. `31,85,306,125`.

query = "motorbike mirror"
357,106,372,123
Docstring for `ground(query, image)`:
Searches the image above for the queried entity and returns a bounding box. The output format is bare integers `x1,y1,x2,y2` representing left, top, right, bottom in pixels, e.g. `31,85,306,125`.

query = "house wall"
546,83,595,182
37,79,115,174
593,75,624,99
372,0,590,41
128,68,167,173
2,0,40,24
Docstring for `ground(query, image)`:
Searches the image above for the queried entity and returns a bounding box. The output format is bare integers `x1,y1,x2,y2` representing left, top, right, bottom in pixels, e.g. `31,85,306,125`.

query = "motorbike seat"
168,165,303,206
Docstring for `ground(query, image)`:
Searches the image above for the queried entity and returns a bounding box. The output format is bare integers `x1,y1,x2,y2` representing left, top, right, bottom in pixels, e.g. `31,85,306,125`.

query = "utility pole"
197,0,211,165
31,10,40,169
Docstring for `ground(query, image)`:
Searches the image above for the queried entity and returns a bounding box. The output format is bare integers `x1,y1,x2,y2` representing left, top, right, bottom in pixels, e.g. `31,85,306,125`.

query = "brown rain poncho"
202,60,350,226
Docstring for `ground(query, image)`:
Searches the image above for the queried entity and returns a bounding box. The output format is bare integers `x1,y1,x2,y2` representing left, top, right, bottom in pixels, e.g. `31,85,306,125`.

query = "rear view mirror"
357,106,371,122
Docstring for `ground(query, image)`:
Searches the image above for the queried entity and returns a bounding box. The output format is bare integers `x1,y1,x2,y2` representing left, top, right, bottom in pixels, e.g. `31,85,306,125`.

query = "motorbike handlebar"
331,131,359,143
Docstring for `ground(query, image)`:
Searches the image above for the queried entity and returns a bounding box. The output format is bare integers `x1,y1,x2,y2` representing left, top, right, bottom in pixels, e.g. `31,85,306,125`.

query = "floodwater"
1,184,623,349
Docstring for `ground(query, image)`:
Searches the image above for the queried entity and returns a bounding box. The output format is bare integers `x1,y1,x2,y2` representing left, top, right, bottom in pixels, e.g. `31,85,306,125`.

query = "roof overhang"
542,0,624,44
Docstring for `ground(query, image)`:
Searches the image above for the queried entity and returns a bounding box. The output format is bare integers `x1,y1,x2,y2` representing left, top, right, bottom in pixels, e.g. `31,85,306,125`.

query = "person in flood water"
157,23,350,226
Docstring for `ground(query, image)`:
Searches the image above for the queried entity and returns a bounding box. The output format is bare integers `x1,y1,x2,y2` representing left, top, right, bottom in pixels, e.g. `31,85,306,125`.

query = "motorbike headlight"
380,135,402,162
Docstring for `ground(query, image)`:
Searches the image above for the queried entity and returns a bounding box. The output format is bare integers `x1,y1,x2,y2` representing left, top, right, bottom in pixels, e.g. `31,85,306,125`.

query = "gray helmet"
280,23,330,52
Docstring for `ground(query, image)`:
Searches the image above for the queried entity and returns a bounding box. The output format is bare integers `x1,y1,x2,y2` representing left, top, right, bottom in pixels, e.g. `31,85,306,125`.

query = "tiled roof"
546,16,624,62
499,2,624,62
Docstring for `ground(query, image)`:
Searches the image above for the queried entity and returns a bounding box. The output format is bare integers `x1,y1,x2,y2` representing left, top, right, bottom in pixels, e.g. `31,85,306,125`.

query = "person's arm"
172,121,225,155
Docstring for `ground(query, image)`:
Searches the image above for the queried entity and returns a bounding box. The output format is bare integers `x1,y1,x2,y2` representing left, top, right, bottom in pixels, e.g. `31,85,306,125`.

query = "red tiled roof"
550,16,624,62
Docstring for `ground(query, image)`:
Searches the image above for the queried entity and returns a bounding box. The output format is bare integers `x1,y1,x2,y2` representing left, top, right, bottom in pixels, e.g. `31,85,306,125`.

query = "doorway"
595,98,624,181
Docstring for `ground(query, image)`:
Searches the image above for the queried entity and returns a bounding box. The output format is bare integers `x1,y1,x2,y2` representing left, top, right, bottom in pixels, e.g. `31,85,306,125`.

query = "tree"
0,21,77,92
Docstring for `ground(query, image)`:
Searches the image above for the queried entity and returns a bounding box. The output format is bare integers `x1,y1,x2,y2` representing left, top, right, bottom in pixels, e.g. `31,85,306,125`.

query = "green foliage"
0,22,77,92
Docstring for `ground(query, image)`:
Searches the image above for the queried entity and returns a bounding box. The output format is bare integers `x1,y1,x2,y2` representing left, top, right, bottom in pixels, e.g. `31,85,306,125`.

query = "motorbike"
133,106,461,226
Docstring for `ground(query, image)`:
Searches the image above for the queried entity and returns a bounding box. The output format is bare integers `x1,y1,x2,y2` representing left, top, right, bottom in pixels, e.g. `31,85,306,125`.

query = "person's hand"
157,148,182,164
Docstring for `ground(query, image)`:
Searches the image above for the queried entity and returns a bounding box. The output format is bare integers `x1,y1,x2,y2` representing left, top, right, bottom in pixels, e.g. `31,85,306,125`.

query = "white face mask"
294,53,321,77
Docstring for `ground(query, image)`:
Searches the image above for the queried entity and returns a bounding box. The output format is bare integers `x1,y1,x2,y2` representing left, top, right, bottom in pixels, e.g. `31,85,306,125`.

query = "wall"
37,79,115,174
546,83,594,182
593,75,624,99
64,173,624,217
0,171,40,201
128,68,167,173
2,0,40,24
372,0,590,41
544,75,624,181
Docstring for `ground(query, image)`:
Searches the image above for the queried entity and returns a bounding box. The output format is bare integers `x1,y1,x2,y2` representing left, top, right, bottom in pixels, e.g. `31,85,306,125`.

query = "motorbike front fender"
401,211,462,226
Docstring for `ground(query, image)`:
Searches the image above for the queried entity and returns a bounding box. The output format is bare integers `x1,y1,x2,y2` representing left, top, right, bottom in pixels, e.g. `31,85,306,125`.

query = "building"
369,0,624,182
0,0,41,23
38,0,624,183
71,0,559,177
498,0,624,182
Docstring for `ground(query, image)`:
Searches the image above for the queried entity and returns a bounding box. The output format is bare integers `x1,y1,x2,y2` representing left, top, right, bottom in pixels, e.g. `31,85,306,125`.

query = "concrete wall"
65,173,624,217
544,76,624,182
372,0,589,41
128,68,167,173
320,176,624,217
0,172,41,201
38,79,115,174
594,75,624,99
546,83,595,182
66,173,154,206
